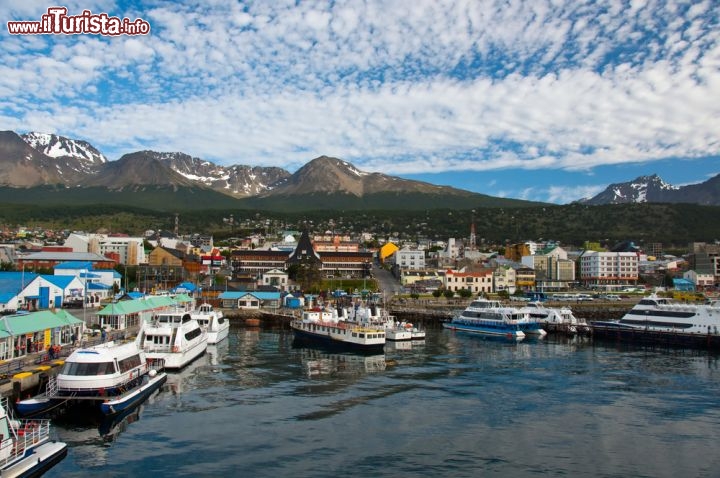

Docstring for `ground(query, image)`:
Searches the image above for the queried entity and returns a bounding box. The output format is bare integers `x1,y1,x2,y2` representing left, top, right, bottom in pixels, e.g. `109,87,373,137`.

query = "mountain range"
578,174,720,206
0,130,718,211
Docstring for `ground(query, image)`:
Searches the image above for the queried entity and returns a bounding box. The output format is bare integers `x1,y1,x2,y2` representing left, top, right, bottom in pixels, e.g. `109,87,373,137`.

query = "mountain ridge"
580,173,720,206
0,129,717,209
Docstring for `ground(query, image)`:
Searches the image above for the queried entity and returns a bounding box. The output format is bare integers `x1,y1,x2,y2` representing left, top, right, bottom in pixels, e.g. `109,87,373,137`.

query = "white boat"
16,340,166,418
0,398,67,477
139,311,208,369
290,308,385,353
521,301,581,334
192,303,229,344
594,295,720,334
443,298,528,340
346,303,414,341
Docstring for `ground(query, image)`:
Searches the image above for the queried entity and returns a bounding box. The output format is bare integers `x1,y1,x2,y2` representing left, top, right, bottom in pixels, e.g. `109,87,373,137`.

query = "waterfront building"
579,250,639,290
521,245,576,291
444,269,494,294
492,266,517,294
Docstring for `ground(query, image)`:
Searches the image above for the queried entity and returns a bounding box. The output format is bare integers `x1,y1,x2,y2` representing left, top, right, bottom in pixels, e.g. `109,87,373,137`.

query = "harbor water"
46,325,720,477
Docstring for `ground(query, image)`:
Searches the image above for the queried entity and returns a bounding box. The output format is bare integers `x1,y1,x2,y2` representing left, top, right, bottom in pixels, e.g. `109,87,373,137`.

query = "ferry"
593,294,720,334
192,303,229,344
0,397,67,477
290,308,385,353
16,340,166,418
346,303,413,341
443,298,527,340
138,311,208,369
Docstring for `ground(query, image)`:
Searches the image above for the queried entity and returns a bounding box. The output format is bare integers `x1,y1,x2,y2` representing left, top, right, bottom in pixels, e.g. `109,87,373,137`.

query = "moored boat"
290,308,385,353
16,339,166,418
593,294,720,334
192,303,229,344
443,297,526,340
521,301,587,335
138,310,208,369
0,397,67,477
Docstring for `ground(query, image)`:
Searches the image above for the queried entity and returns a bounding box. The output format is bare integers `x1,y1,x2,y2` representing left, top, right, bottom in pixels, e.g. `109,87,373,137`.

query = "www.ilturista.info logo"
7,6,150,35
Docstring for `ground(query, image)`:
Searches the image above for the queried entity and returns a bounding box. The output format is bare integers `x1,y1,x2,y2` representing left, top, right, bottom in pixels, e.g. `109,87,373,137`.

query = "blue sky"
1,0,718,204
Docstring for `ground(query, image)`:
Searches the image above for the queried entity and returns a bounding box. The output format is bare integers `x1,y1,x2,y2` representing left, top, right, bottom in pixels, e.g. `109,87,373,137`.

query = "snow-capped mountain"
580,174,720,206
148,151,290,198
22,132,107,164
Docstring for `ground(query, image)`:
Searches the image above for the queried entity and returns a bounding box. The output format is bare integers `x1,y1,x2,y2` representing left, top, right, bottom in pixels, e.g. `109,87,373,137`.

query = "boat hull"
292,327,385,354
100,372,167,416
207,323,230,345
146,337,208,370
442,322,525,340
1,441,68,478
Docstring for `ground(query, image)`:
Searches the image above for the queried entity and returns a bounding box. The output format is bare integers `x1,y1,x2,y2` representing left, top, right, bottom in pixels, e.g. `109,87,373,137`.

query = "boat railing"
0,417,51,467
46,374,58,397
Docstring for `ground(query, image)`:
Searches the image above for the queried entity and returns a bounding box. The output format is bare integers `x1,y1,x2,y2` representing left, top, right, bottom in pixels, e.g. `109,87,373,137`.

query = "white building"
493,266,517,294
683,270,715,289
260,269,289,291
394,249,426,270
64,233,147,265
579,251,639,290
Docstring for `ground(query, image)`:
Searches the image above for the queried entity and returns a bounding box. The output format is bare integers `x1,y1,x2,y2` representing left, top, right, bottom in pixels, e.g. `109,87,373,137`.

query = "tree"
432,289,443,298
443,289,455,299
457,288,472,298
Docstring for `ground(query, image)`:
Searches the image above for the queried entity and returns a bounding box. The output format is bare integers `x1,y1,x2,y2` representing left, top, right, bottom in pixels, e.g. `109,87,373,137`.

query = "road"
372,262,404,297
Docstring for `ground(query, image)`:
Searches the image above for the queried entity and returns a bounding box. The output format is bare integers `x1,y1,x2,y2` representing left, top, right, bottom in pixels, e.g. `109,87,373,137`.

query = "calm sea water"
45,325,720,478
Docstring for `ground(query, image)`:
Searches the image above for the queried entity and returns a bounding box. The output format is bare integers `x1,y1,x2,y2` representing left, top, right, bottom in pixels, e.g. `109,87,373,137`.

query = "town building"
579,250,639,290
63,233,147,265
231,230,372,282
444,269,494,294
492,266,517,294
394,248,425,271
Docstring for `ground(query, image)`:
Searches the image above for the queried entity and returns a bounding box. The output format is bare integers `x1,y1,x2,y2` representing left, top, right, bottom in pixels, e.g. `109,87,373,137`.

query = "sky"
1,0,718,204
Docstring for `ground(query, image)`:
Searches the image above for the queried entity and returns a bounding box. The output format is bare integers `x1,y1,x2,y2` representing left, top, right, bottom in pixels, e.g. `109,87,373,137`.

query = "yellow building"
379,243,399,263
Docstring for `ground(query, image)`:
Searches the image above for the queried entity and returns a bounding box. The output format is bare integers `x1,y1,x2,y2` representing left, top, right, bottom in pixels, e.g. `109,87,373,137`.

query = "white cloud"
0,0,718,200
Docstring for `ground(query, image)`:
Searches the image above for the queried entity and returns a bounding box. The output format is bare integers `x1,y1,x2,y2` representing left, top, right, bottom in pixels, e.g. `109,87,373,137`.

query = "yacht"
443,298,528,340
521,301,582,334
192,303,229,344
16,340,166,418
594,295,720,334
138,310,208,369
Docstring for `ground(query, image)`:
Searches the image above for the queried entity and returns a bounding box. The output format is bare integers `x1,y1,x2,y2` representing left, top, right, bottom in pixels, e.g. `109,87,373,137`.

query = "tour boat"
0,397,67,477
521,301,586,334
16,340,166,419
346,303,415,341
593,294,720,334
443,298,527,340
138,311,208,369
290,308,385,353
192,303,229,344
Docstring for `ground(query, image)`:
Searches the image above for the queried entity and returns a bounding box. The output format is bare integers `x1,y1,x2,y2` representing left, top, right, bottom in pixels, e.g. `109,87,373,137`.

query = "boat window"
185,327,202,341
359,333,365,338
62,361,116,376
118,354,142,373
182,314,192,323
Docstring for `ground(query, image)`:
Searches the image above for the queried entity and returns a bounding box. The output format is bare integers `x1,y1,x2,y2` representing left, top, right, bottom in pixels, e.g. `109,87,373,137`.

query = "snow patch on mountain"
22,132,107,164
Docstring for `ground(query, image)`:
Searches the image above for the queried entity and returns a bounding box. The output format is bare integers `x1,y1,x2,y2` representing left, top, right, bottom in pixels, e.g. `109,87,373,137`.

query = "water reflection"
297,347,387,378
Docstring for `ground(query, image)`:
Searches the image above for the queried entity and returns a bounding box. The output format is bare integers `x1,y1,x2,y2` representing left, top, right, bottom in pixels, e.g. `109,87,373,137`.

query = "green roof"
0,309,83,337
97,294,194,316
